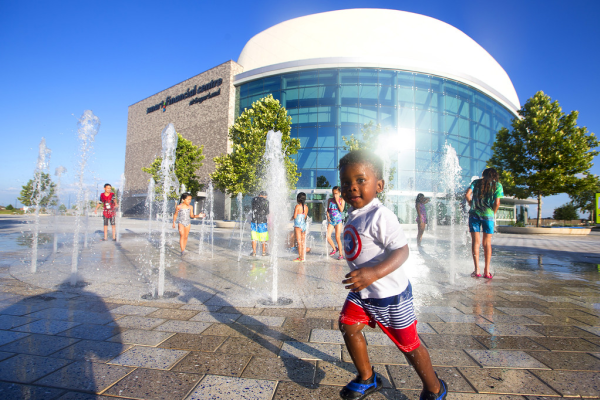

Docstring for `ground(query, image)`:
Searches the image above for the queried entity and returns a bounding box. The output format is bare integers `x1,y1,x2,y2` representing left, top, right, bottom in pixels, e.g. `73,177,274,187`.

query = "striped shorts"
339,283,420,353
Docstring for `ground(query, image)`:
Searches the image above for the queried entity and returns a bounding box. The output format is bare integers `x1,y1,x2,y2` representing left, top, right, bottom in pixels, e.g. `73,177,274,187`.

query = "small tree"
489,91,599,227
553,203,579,221
18,172,57,207
342,121,396,201
6,204,13,210
211,95,300,195
569,174,600,222
316,175,331,189
142,133,205,198
58,204,67,213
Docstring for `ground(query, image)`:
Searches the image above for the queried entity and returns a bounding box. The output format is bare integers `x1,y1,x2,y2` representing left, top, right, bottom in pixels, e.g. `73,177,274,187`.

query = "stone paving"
0,216,599,399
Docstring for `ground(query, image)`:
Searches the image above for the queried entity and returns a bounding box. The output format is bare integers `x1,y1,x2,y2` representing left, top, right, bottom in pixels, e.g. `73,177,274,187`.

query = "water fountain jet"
30,138,51,273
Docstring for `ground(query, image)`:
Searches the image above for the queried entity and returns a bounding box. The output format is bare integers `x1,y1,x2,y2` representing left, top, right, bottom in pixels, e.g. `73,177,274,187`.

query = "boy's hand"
172,222,176,229
343,267,379,292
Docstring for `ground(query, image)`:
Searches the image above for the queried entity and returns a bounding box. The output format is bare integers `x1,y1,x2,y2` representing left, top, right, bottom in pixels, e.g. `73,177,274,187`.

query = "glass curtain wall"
238,68,516,222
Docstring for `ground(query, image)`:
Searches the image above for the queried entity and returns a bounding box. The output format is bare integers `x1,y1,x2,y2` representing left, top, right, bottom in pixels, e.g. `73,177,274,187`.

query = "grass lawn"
0,210,25,215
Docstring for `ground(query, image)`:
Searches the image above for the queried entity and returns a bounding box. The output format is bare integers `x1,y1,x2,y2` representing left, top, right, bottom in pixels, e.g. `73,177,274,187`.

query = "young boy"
94,183,118,241
338,150,447,400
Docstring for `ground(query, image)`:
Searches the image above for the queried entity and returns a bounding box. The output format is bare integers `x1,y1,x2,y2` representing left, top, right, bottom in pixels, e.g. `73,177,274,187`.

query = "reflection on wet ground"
0,215,599,398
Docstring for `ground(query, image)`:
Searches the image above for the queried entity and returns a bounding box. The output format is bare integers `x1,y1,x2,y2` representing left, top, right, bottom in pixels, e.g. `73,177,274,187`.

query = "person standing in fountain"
94,183,118,241
250,191,269,257
415,193,430,246
337,150,447,400
326,186,346,260
173,192,205,256
292,192,309,262
465,168,503,279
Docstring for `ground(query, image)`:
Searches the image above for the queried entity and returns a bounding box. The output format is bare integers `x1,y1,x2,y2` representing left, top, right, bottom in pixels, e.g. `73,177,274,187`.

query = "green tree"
316,175,331,189
488,91,599,227
569,174,600,221
58,204,67,213
6,204,14,210
553,203,579,221
18,172,57,207
211,95,300,195
142,132,205,198
342,121,396,201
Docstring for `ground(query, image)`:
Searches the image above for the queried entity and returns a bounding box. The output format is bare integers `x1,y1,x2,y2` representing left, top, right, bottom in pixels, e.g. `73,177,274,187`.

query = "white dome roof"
236,9,519,112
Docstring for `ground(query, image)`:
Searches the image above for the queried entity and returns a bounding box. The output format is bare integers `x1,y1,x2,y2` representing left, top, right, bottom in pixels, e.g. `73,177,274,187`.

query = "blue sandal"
340,368,382,400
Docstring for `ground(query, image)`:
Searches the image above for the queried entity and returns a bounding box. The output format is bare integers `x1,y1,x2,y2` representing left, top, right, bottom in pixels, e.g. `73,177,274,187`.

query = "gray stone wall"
123,60,244,219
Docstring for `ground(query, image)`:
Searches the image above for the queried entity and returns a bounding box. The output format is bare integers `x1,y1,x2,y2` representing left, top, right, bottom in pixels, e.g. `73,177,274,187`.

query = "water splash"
116,173,125,242
53,166,66,253
157,123,179,297
31,138,52,273
71,110,99,285
264,130,290,304
146,178,155,239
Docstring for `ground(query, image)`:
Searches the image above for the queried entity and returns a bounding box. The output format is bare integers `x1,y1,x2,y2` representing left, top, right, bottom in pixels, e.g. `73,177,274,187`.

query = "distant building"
124,9,523,222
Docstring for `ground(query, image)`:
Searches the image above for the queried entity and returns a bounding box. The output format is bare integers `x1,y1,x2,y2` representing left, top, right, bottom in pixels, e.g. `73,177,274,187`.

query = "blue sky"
1,0,598,217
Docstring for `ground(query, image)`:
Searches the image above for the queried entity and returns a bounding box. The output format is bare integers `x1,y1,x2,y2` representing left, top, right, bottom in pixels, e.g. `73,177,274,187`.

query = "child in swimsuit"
326,186,345,260
173,192,205,256
292,192,308,262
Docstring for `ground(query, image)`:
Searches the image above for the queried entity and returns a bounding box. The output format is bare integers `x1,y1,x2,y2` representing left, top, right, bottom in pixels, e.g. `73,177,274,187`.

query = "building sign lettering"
146,78,223,114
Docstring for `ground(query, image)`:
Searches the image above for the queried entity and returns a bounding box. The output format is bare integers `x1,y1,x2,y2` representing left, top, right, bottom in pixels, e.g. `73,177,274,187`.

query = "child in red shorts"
338,150,447,400
94,183,118,241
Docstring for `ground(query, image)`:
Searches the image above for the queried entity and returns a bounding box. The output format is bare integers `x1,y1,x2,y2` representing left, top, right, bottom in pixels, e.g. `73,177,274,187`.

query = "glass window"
397,72,414,88
379,70,395,86
318,106,336,125
416,172,433,192
298,70,319,87
359,69,378,85
445,96,458,115
317,149,336,169
379,86,394,107
443,80,459,97
319,70,339,85
414,75,430,90
397,87,414,108
458,100,470,119
431,132,447,153
445,115,458,135
459,156,470,173
296,149,317,169
282,72,299,88
297,107,318,125
340,85,359,106
398,107,415,129
316,170,338,188
240,84,249,98
319,86,337,106
429,92,441,112
282,88,298,109
359,107,378,125
297,169,315,188
416,151,432,172
398,153,416,172
474,141,487,160
271,91,281,103
359,86,378,106
458,118,470,138
457,85,473,102
340,69,359,84
415,130,431,152
247,79,263,96
415,89,431,110
379,107,396,128
340,107,360,124
458,136,470,157
318,126,336,147
288,108,299,125
298,86,319,107
298,127,317,148
430,77,443,93
415,109,431,131
398,171,416,190
431,111,443,132
240,97,250,110
263,76,281,93
476,125,491,143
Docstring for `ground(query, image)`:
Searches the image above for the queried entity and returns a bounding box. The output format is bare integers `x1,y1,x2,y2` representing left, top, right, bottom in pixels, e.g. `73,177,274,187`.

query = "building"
124,9,521,222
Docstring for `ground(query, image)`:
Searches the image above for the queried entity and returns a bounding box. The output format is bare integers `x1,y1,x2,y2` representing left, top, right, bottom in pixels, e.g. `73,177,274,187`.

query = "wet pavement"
0,215,599,399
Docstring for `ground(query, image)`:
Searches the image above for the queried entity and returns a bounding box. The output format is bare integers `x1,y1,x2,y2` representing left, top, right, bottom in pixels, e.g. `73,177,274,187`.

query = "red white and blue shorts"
339,283,421,353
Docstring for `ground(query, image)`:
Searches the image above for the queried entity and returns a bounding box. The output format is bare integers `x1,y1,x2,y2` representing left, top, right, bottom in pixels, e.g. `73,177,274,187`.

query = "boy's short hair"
338,150,384,180
259,191,267,197
104,183,111,188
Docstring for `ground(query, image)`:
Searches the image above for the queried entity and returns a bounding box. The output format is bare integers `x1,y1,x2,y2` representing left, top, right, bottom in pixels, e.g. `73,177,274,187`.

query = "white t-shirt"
343,198,409,299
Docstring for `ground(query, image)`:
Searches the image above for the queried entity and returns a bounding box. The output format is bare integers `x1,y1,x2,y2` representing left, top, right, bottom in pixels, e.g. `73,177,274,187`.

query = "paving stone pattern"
0,232,599,398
